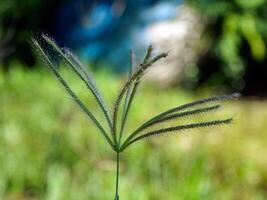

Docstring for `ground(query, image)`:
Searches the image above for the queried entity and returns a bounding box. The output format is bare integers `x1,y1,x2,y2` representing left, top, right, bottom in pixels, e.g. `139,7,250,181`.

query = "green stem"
115,152,120,200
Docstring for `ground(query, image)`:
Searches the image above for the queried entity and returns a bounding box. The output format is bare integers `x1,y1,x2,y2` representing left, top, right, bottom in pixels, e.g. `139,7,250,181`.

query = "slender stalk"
115,152,120,200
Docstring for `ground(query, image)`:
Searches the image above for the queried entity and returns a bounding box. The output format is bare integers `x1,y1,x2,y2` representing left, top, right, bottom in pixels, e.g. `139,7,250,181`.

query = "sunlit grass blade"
41,34,113,130
32,38,114,149
121,118,232,151
113,46,168,146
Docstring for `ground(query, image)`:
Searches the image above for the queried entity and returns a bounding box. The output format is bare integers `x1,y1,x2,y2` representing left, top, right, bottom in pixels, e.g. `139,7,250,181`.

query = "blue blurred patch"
54,0,182,72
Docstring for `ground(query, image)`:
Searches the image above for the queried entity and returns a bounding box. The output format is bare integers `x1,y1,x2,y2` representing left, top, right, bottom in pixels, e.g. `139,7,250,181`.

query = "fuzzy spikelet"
122,119,232,150
136,105,221,132
119,49,137,142
31,38,114,149
141,93,240,127
41,34,113,130
112,46,168,145
121,105,221,148
120,94,239,151
156,93,240,118
63,47,97,91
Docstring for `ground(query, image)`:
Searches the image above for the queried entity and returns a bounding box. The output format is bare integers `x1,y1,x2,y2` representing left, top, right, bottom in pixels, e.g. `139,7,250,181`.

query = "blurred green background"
1,0,267,199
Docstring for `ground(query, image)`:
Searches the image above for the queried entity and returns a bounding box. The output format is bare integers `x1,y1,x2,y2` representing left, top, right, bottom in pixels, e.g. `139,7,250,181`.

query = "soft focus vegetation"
1,66,267,199
1,0,267,93
189,0,267,91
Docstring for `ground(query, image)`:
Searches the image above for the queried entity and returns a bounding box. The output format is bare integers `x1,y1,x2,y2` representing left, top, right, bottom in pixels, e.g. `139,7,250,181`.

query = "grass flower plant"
32,34,239,200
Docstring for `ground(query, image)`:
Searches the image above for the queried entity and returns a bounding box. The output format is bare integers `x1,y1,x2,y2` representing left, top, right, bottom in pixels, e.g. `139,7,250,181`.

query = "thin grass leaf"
63,47,106,106
137,93,240,129
112,47,168,146
120,94,239,151
63,47,113,128
120,48,159,128
161,93,239,117
118,80,139,142
119,47,167,130
118,46,156,142
143,44,153,64
145,104,221,127
41,34,113,131
124,104,221,144
121,118,232,151
119,49,136,142
63,47,98,92
118,45,156,142
32,38,114,149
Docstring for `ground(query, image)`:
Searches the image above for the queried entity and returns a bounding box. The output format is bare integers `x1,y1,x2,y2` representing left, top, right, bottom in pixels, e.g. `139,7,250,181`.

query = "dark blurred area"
0,0,63,67
1,0,267,95
189,0,267,96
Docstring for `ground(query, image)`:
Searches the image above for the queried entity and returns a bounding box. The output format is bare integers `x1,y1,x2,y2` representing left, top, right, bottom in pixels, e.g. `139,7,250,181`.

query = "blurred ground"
1,67,267,200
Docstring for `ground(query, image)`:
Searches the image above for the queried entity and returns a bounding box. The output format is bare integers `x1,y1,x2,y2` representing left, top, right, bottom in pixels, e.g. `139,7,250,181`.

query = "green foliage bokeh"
1,66,267,199
188,0,267,89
